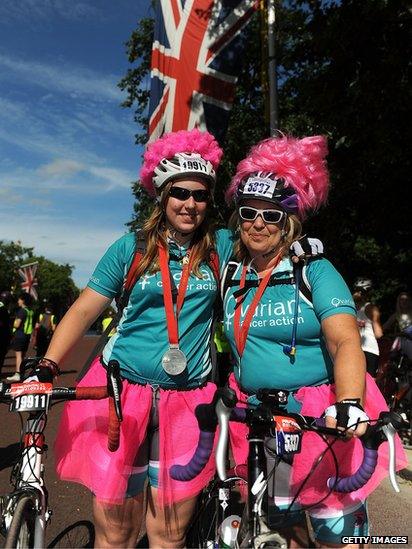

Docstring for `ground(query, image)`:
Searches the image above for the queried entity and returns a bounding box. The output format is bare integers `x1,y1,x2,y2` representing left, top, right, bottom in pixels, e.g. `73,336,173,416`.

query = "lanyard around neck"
234,254,281,358
158,243,194,346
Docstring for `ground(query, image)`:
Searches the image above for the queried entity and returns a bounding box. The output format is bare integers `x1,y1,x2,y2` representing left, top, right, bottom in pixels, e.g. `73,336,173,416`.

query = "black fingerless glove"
21,357,60,383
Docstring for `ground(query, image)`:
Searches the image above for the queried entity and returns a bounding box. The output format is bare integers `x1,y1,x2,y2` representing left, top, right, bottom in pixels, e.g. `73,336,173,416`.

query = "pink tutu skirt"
228,373,408,512
54,357,217,507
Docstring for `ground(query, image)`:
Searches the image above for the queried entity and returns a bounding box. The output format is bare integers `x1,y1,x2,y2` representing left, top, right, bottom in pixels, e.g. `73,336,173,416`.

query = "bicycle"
0,359,123,549
171,387,405,548
386,331,412,448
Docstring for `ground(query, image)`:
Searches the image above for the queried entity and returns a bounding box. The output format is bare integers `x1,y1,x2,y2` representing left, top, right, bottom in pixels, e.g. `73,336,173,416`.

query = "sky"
0,0,152,288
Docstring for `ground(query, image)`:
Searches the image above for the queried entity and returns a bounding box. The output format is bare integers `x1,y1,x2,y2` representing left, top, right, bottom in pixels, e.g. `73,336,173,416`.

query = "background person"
352,278,383,377
0,290,12,374
41,129,235,549
383,291,412,336
101,308,117,338
34,302,56,356
223,135,407,548
6,292,34,383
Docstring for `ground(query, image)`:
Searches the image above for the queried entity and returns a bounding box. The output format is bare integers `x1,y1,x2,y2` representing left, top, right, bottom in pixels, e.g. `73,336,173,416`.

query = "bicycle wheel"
186,490,218,548
4,495,36,549
47,520,95,548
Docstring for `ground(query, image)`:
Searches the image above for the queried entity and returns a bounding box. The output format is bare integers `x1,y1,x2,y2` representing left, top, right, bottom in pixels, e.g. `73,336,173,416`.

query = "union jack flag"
18,262,39,301
148,0,259,143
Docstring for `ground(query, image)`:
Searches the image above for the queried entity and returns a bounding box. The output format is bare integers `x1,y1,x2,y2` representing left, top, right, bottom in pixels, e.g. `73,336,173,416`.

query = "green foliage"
0,240,34,291
33,257,79,318
118,16,155,145
119,0,411,317
0,240,78,318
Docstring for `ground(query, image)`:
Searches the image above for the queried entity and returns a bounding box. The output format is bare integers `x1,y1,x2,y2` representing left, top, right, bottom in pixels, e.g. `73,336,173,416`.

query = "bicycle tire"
47,520,95,548
4,495,36,549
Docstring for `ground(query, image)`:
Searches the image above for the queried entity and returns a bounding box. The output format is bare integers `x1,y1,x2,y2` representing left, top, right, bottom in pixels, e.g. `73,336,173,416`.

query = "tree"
0,240,34,292
119,0,411,316
0,241,78,319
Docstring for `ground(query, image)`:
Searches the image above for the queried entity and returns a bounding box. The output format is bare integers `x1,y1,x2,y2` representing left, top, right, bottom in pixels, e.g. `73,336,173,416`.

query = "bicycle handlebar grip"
108,397,121,452
75,386,108,399
327,447,378,492
170,430,215,480
169,390,232,481
327,411,403,493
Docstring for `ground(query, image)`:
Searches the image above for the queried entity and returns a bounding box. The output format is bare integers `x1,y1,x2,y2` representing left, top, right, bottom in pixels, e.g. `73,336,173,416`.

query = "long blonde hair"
228,210,302,263
132,183,216,280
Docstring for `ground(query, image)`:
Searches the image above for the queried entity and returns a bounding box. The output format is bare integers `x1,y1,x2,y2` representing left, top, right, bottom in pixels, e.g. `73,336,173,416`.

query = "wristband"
338,398,364,410
39,357,60,377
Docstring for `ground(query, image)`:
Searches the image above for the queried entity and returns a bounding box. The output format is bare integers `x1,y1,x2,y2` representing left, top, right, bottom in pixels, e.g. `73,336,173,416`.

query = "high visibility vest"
39,313,55,332
102,317,116,337
23,307,34,335
213,321,230,353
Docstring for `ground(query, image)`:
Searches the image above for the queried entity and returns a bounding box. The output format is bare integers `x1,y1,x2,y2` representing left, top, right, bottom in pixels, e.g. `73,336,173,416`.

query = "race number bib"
178,154,209,174
242,176,279,200
273,415,302,456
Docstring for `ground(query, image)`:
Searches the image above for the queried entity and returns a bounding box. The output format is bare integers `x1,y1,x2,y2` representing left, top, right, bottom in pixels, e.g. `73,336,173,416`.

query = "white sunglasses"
239,206,285,224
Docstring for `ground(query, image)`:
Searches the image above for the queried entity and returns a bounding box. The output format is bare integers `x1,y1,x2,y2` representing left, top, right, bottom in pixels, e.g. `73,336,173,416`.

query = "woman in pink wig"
47,129,236,548
223,135,407,548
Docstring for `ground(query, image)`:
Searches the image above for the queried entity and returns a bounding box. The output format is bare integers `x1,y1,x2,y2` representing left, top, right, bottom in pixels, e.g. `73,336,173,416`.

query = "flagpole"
267,0,279,134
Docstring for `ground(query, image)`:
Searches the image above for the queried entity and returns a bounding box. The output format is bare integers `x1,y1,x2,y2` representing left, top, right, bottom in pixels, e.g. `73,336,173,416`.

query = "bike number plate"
10,393,51,412
273,415,302,456
8,383,52,412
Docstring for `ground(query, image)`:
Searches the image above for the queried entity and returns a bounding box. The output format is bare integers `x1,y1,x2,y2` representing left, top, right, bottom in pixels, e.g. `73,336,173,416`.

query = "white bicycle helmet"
354,278,373,292
153,152,216,191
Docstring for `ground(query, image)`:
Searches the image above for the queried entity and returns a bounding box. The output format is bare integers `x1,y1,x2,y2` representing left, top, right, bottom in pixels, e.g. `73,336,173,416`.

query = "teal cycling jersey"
87,229,234,388
223,257,356,393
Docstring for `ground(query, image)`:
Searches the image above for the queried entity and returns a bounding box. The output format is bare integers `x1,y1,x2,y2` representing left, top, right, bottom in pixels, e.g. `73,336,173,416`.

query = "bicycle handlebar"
170,387,404,495
0,359,123,453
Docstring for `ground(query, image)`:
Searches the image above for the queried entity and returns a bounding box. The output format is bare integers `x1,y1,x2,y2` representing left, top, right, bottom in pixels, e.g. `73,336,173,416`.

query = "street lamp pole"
267,0,279,135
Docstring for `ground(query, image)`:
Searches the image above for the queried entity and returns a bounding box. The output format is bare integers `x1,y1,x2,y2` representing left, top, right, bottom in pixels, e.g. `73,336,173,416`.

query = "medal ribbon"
234,254,282,358
158,243,194,346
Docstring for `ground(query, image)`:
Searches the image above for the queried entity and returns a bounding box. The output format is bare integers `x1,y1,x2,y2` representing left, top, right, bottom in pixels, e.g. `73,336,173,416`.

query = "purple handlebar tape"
327,447,378,492
170,431,215,481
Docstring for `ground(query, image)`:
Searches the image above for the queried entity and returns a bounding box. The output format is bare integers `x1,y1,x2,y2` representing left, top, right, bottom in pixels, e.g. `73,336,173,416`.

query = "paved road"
0,338,97,548
0,337,411,548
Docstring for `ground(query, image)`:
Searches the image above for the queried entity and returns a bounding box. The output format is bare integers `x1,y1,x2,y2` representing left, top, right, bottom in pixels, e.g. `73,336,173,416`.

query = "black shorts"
11,334,30,353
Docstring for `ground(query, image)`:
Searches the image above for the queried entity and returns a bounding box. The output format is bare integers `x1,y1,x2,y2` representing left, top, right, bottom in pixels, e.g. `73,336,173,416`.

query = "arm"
13,318,22,330
366,303,384,339
43,287,111,365
322,313,367,436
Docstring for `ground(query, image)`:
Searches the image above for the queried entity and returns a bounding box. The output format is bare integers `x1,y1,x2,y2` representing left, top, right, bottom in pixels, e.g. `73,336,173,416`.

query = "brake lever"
382,423,400,493
215,388,237,481
107,360,123,421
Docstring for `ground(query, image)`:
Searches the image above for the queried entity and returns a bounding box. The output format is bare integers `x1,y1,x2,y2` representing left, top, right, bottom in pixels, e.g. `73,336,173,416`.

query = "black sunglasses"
168,186,210,203
239,206,285,224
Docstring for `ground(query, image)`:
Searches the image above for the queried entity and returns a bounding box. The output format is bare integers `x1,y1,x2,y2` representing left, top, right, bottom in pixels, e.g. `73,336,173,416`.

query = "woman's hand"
290,236,324,263
324,399,369,437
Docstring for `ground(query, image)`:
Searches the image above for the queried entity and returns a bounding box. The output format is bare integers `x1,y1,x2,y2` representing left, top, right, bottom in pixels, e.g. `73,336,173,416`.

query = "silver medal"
162,346,187,375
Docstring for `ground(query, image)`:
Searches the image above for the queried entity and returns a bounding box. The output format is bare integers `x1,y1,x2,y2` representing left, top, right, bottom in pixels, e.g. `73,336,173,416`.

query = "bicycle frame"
2,413,49,547
172,386,404,548
0,358,123,548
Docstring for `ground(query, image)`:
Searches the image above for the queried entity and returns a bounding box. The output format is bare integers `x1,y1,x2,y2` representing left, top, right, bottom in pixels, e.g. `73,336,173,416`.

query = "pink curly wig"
140,129,223,196
225,135,329,219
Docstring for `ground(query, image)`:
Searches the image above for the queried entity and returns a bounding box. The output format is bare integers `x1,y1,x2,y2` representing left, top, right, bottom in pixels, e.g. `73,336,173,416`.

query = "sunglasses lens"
263,210,283,223
169,187,209,202
169,187,190,200
192,190,209,202
239,207,257,221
